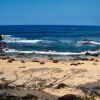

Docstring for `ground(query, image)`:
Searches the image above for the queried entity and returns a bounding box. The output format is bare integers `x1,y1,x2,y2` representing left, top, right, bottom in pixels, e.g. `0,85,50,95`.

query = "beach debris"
19,66,26,68
90,58,94,61
7,59,13,63
53,60,59,63
73,57,89,61
39,61,45,64
32,59,39,62
70,62,84,66
10,58,15,61
95,60,99,62
21,60,25,63
55,83,66,89
70,63,78,66
82,58,89,61
77,62,84,65
93,63,97,65
7,58,15,63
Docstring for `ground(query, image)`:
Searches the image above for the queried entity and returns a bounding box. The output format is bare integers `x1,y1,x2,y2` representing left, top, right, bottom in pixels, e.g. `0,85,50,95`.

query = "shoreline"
0,54,100,64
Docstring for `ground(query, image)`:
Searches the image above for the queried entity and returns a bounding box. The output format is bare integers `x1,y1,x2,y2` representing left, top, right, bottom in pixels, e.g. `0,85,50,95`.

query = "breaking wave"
77,40,100,45
4,49,100,56
6,39,42,43
2,35,42,44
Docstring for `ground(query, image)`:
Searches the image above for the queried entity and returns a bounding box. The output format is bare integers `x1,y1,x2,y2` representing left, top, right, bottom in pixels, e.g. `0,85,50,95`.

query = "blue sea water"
0,25,100,57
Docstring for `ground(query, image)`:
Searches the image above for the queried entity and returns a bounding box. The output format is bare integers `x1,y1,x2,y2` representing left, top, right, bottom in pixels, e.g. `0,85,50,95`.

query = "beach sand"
0,57,100,99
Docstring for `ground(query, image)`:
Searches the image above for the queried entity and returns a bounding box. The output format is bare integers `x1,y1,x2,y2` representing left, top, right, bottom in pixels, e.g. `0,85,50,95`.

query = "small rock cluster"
0,35,7,51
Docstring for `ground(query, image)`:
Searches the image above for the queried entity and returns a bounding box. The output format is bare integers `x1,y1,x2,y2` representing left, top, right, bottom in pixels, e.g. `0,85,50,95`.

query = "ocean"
0,25,100,58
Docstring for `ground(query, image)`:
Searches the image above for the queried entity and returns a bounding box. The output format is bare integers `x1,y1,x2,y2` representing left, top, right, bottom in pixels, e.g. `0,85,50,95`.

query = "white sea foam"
8,40,42,43
4,49,100,55
1,35,12,40
77,40,100,45
4,49,17,53
2,35,42,44
2,35,11,37
3,38,42,44
34,51,86,55
4,49,34,54
89,41,100,45
2,35,72,44
2,35,20,42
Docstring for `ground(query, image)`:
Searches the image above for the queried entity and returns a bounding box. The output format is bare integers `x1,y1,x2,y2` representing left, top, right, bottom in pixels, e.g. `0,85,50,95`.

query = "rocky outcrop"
0,35,3,40
0,35,5,51
0,42,6,51
85,52,99,57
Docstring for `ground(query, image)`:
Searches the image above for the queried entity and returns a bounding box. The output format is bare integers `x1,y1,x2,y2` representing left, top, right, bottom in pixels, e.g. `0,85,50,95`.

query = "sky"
0,0,100,25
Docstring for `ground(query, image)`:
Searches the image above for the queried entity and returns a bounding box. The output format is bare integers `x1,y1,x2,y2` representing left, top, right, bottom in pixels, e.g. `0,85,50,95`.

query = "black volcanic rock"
0,35,2,40
85,52,91,56
0,42,7,51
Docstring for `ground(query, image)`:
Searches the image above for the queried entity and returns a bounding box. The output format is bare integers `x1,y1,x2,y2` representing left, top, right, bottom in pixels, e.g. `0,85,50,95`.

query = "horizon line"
0,24,100,27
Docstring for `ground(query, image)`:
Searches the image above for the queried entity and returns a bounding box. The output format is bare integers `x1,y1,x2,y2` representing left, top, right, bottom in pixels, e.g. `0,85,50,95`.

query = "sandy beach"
0,56,100,99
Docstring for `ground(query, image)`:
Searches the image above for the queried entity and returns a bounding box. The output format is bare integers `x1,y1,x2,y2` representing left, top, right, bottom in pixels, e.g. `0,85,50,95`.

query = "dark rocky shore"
0,35,8,52
0,35,3,40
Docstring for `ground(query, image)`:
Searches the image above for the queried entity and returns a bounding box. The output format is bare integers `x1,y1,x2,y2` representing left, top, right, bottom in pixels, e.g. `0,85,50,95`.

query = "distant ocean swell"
2,34,100,45
2,35,56,44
